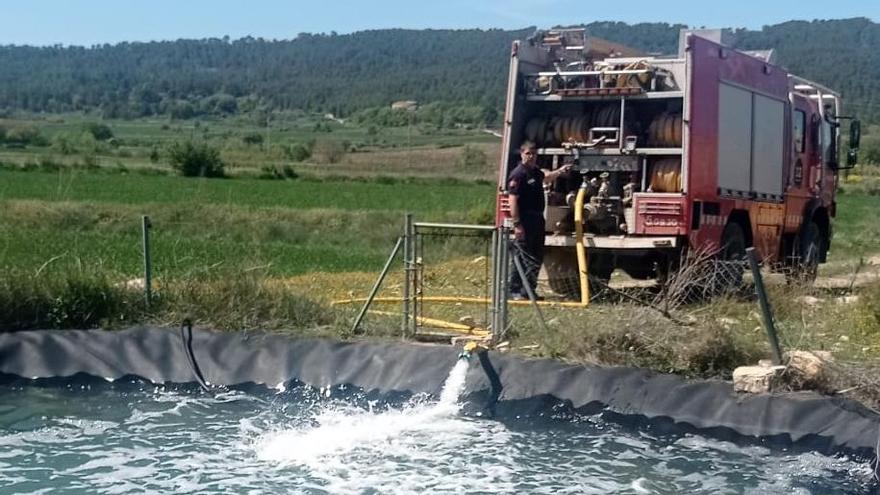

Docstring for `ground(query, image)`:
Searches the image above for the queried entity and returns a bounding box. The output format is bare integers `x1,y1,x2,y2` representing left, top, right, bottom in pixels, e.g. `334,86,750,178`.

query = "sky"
0,0,875,46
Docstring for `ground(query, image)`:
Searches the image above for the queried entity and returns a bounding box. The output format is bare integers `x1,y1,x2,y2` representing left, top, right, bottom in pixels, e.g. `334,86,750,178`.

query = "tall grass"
0,268,338,333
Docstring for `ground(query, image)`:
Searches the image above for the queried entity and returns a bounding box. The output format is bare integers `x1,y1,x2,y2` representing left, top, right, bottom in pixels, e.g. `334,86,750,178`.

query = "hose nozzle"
459,341,483,359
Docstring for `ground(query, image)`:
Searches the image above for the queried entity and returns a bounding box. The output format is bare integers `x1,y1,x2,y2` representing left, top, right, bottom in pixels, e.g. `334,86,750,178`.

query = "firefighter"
508,141,571,300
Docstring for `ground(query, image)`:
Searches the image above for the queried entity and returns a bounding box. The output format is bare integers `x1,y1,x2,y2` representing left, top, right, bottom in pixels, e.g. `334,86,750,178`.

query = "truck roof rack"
790,75,840,100
530,28,645,59
789,75,841,119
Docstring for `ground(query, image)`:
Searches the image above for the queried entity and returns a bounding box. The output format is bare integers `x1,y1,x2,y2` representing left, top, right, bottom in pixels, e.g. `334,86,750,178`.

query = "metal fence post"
498,225,511,341
402,213,413,337
746,247,783,365
489,227,500,344
141,215,152,309
351,237,403,335
511,246,549,334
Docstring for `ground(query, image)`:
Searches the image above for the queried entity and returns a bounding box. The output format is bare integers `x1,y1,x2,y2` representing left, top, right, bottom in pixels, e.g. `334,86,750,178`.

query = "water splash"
0,380,874,494
257,357,472,465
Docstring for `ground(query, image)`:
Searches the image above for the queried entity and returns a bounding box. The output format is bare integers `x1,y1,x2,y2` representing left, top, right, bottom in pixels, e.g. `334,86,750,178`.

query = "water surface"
0,363,874,494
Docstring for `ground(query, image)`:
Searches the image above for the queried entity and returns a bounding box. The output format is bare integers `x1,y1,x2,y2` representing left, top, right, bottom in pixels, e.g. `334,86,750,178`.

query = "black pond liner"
0,325,878,463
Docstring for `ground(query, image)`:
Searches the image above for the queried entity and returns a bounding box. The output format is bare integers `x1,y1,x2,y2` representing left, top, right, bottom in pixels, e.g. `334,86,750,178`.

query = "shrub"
3,124,45,146
83,122,114,141
312,139,347,164
51,133,75,155
457,144,488,171
259,164,299,180
285,142,311,162
242,132,264,146
167,141,225,177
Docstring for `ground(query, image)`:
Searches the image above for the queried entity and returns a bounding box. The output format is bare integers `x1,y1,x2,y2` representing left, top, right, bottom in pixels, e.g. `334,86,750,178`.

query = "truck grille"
638,202,683,216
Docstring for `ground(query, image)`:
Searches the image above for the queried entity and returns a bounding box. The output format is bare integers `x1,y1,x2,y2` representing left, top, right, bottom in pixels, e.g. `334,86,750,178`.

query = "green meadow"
0,169,495,279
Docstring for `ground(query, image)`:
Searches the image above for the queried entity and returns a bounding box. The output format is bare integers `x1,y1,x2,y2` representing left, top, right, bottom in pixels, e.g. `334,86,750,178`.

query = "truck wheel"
589,253,615,293
789,221,820,283
716,222,746,294
543,247,613,299
544,247,579,299
621,264,656,280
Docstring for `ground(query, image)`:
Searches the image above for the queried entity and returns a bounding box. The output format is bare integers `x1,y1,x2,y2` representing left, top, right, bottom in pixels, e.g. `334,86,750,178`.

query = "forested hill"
0,17,878,124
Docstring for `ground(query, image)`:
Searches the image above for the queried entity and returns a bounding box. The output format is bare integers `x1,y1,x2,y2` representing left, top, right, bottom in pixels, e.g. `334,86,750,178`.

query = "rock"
733,365,785,394
796,295,822,306
786,350,834,385
867,255,880,266
718,317,739,328
835,295,860,305
839,335,850,342
116,278,145,291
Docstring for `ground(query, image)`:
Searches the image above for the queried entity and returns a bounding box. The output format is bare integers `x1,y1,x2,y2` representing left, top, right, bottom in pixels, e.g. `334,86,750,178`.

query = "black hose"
476,351,503,418
179,319,211,393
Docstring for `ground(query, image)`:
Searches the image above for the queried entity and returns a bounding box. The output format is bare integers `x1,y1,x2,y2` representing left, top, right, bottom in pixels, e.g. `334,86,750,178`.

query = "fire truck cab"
496,28,861,294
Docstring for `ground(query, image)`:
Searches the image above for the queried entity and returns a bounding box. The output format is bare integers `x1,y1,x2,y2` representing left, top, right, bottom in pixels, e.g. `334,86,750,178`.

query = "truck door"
817,112,838,205
783,100,815,239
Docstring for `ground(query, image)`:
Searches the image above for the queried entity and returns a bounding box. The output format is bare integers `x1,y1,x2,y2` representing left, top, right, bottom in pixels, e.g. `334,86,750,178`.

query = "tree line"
0,18,878,125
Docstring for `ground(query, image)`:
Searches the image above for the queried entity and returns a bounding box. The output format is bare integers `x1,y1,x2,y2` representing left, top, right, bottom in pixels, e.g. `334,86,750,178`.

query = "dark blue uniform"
508,163,545,297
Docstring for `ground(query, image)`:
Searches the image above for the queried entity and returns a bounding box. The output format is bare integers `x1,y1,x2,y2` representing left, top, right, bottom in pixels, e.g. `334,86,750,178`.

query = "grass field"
0,113,501,181
0,169,494,213
2,113,880,406
0,170,494,279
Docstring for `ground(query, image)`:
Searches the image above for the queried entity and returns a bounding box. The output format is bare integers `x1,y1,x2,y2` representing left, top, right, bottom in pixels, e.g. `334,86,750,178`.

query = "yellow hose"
332,296,590,308
367,310,491,337
574,185,590,306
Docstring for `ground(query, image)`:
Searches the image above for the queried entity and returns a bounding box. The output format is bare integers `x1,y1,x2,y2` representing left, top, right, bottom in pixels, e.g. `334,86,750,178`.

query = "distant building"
391,100,419,111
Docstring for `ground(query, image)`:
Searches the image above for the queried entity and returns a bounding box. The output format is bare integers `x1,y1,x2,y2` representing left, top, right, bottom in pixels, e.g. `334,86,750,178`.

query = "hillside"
0,18,878,124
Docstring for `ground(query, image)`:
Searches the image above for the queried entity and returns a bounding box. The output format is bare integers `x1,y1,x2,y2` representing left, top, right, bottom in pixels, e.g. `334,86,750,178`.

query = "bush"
312,139,347,164
242,132,264,146
259,164,299,180
51,133,75,155
457,144,488,171
285,142,311,162
3,124,45,146
83,122,114,141
167,140,225,177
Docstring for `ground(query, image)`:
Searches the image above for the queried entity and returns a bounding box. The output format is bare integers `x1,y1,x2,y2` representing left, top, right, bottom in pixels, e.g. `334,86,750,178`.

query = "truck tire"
543,247,613,299
716,222,747,294
544,247,579,298
789,221,821,283
589,253,615,293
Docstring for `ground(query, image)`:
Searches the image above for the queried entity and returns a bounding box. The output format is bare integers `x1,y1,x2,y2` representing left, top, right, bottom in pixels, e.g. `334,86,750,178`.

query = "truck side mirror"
846,149,858,168
849,119,861,150
846,120,861,168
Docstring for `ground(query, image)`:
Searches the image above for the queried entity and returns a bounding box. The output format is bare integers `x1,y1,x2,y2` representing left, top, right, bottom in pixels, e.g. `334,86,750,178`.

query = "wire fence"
127,213,770,343
412,225,495,335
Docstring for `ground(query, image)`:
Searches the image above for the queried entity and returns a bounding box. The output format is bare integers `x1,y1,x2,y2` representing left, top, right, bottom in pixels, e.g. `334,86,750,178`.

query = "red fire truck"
496,29,861,296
